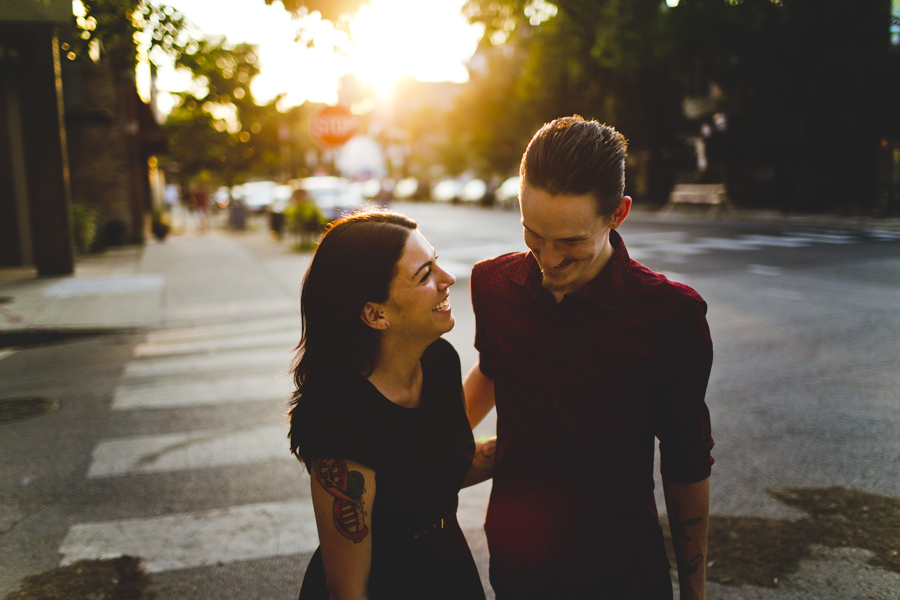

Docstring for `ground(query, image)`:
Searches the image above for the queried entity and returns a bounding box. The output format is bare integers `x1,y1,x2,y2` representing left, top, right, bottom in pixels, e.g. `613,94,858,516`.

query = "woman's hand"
310,457,376,600
462,437,497,488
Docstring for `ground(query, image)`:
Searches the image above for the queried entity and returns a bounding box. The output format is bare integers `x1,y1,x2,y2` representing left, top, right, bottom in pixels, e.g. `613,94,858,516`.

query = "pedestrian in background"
288,209,494,600
465,116,714,599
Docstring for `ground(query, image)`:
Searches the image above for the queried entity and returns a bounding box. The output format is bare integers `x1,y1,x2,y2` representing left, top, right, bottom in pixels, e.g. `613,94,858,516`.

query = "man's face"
519,183,629,298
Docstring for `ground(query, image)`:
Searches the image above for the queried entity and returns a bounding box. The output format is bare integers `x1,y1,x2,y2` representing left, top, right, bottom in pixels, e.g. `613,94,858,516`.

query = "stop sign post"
310,105,358,148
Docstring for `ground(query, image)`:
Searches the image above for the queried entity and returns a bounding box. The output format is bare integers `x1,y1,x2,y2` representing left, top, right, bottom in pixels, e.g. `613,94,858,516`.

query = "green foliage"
69,0,190,69
458,0,897,211
70,202,98,255
284,201,326,234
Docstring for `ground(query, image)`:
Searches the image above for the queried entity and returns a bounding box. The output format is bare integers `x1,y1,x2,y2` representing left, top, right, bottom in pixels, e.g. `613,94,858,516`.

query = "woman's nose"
439,266,456,288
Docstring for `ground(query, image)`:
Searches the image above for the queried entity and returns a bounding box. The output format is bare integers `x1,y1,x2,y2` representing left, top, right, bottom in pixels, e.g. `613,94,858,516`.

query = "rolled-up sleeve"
655,298,714,483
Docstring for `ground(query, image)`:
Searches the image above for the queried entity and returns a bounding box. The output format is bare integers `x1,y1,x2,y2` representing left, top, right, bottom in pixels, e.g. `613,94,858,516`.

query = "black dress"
291,338,486,600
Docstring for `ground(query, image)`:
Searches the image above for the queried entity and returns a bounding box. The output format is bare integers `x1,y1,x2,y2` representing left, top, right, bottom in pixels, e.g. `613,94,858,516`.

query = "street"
1,202,899,599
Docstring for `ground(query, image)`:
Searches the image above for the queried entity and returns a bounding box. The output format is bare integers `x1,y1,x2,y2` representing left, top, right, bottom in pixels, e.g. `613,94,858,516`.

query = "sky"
150,0,485,112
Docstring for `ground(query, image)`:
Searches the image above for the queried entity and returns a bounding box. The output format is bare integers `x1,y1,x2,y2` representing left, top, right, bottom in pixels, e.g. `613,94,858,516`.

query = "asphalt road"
1,202,898,599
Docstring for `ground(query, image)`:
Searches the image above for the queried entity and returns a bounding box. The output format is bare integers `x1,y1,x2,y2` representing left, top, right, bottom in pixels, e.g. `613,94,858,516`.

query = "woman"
288,209,495,600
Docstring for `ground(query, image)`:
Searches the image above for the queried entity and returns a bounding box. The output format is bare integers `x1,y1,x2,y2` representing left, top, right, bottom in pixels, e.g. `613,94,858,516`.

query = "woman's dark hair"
287,208,417,444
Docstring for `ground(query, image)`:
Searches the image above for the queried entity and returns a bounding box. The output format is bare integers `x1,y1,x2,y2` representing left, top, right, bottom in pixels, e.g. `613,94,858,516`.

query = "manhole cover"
0,397,60,424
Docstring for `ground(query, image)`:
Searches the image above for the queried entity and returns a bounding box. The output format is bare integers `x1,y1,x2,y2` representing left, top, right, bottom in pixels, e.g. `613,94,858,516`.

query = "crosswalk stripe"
145,316,300,344
694,237,761,251
737,234,811,247
867,229,900,240
134,330,299,358
87,424,291,478
124,348,290,379
112,373,292,410
59,500,318,573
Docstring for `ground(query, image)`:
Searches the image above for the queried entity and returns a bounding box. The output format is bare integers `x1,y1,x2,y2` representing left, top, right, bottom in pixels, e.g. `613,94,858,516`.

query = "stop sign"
310,105,358,148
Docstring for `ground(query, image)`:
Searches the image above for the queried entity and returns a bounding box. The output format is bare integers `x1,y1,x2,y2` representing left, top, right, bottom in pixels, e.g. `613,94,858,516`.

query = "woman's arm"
462,437,497,488
310,457,376,600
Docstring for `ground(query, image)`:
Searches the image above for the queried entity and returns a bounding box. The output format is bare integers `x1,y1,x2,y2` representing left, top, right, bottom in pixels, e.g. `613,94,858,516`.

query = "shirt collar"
512,229,630,310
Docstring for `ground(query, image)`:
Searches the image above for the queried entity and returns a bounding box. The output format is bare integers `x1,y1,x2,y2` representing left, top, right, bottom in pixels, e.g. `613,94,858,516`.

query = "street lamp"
666,0,679,6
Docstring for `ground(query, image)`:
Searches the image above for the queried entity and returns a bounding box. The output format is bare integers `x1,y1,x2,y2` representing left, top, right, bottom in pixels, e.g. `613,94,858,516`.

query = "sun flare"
345,0,484,96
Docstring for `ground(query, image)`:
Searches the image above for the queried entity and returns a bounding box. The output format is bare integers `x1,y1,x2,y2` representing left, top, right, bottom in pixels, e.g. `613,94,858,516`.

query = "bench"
660,183,736,219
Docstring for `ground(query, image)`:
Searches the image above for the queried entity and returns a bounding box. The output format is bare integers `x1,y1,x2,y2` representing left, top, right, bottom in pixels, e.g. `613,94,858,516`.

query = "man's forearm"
663,477,710,600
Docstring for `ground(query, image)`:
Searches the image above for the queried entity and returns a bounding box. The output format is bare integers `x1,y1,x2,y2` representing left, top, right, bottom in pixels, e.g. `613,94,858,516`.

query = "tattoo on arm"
475,439,496,462
314,458,369,543
672,501,704,576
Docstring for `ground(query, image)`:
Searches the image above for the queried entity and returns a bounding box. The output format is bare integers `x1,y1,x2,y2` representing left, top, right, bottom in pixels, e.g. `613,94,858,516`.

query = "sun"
345,0,484,96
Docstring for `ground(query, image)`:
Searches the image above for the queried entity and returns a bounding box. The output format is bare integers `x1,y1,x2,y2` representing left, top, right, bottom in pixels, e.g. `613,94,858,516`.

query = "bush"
70,202,97,255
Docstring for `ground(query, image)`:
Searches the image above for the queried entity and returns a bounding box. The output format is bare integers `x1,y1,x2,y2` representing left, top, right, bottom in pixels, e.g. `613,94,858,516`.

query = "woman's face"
382,230,456,339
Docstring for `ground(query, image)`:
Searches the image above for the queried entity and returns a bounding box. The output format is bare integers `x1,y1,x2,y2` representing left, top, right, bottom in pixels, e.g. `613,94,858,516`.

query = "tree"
458,0,897,212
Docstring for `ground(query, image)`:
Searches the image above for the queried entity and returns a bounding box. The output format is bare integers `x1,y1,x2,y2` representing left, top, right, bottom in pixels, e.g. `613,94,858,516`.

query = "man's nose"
540,243,565,268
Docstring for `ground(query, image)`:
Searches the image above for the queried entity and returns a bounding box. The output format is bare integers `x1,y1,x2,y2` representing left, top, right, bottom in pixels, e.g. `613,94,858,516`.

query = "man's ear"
361,302,390,330
609,196,632,229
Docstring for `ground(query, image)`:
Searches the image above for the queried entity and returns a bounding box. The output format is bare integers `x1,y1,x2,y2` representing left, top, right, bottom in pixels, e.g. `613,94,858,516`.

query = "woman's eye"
420,268,433,283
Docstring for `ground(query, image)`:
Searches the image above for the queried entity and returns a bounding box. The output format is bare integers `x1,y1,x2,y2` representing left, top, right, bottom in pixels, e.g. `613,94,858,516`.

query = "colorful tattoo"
314,458,369,543
672,501,704,576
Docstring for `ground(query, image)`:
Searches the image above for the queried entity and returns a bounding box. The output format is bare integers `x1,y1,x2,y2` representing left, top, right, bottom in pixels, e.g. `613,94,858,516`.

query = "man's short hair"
520,115,628,218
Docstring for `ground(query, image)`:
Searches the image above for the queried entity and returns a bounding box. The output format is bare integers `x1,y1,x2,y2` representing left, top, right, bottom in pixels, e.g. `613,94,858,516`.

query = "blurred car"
460,179,488,204
495,176,520,209
295,176,364,219
431,178,464,203
233,180,279,210
393,177,420,201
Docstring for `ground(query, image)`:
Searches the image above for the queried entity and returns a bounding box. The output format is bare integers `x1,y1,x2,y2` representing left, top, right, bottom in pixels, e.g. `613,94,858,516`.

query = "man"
465,116,713,599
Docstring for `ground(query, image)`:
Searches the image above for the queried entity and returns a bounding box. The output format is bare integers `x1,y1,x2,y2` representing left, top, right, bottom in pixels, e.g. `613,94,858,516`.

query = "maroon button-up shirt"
471,230,713,595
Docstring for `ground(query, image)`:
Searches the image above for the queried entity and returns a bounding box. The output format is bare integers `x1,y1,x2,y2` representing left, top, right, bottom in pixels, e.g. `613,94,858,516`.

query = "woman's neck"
366,337,429,408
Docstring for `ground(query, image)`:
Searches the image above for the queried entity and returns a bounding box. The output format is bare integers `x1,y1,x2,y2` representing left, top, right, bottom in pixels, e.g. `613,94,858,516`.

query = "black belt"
411,509,457,540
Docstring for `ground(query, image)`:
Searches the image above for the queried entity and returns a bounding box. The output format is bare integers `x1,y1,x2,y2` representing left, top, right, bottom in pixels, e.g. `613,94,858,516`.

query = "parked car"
495,176,520,209
393,177,419,201
295,176,364,219
460,179,488,204
431,178,464,203
232,181,288,210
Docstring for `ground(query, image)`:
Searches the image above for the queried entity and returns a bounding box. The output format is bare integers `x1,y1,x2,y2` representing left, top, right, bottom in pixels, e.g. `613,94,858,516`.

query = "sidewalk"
0,218,309,337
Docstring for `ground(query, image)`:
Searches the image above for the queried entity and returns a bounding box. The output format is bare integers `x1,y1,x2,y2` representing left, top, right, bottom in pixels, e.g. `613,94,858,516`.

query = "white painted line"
643,242,707,256
43,275,165,298
135,330,299,358
59,500,318,573
112,374,292,410
694,237,761,251
0,349,15,363
867,230,900,240
739,235,811,248
124,348,290,379
145,317,300,345
164,299,296,321
87,424,291,478
788,232,855,244
748,264,783,276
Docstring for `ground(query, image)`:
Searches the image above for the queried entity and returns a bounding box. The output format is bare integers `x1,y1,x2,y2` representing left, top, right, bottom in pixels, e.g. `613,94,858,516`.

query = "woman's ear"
361,302,390,330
